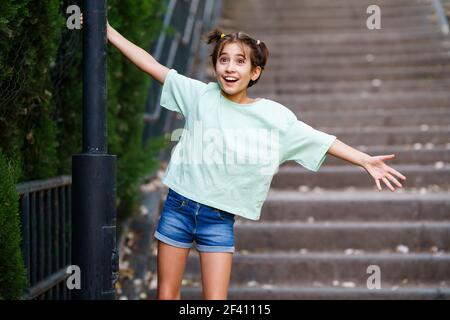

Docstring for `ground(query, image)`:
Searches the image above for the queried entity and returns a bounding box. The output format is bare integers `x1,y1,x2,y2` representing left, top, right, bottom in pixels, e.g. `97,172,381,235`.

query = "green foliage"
107,0,167,221
0,0,169,298
0,0,63,180
0,149,28,300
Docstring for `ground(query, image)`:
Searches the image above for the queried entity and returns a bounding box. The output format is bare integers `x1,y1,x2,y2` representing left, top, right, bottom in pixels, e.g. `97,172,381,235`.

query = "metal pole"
72,0,118,300
432,0,449,35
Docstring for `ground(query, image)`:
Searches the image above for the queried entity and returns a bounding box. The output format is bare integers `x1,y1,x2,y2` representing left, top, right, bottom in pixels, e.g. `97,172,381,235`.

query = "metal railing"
432,0,450,35
17,175,72,300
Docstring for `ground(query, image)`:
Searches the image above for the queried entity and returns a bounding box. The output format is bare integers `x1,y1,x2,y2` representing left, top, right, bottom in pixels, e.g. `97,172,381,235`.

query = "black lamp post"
72,0,118,300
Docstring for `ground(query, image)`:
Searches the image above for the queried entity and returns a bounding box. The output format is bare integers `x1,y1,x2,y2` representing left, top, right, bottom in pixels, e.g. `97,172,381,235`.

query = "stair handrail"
432,0,449,35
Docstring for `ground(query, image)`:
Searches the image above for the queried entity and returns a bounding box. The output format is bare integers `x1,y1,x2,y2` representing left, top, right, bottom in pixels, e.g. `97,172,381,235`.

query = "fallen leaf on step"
139,292,147,300
413,143,422,150
396,245,409,254
262,284,274,290
342,282,355,288
149,278,157,290
434,162,444,169
247,281,259,287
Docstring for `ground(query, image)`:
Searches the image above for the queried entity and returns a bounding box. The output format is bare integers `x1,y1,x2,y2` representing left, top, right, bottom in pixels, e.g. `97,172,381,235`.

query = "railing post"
432,0,450,35
72,0,118,300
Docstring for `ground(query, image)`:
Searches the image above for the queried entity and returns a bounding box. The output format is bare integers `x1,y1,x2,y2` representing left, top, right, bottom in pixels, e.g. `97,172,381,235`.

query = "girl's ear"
251,66,262,81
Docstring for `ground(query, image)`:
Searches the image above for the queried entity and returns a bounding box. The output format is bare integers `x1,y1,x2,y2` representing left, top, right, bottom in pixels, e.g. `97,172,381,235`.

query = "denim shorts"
154,188,236,253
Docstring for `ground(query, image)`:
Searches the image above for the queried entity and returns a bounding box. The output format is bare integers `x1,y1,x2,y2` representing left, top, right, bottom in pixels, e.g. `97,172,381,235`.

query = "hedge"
0,0,169,298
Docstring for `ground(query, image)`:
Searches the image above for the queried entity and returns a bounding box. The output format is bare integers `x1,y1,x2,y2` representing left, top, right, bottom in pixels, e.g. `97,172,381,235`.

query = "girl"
104,20,407,300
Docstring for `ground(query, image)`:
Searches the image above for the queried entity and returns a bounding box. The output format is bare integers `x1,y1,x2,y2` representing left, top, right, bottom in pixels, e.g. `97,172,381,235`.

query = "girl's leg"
156,240,191,300
199,252,233,300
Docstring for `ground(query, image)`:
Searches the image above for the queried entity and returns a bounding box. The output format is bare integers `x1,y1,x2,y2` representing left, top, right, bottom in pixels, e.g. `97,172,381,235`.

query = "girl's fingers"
379,157,407,181
382,177,395,191
390,167,407,180
375,179,382,191
378,154,395,160
386,173,402,188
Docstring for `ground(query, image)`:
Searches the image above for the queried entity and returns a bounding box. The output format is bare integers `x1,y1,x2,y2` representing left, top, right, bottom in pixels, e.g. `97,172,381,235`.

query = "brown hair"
203,28,269,88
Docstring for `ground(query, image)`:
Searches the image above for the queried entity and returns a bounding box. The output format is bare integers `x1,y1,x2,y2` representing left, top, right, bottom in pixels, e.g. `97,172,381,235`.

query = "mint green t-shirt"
159,69,337,221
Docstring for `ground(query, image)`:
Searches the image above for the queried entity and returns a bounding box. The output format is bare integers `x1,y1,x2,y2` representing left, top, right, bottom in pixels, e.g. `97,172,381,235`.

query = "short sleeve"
160,69,207,117
281,118,337,172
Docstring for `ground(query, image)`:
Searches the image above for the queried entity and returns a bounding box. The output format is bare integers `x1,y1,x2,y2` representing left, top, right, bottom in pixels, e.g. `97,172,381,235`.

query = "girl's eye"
238,59,245,64
220,57,228,63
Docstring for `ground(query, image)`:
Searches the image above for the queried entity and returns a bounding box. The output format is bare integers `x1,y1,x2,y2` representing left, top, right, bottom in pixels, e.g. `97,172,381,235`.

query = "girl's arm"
327,138,407,191
80,14,169,84
107,22,169,85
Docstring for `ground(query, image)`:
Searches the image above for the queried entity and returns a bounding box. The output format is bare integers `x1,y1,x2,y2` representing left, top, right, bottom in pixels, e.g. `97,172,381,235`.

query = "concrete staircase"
149,0,450,299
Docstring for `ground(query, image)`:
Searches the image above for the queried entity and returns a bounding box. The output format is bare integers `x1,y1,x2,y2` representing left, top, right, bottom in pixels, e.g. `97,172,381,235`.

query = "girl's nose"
225,61,236,71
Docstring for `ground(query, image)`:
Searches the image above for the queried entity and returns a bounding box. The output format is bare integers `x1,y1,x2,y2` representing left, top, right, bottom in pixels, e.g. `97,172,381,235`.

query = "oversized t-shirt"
159,68,337,220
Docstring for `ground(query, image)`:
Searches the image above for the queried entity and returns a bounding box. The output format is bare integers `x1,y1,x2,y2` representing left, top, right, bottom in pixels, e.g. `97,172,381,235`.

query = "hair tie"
220,33,225,39
256,39,260,45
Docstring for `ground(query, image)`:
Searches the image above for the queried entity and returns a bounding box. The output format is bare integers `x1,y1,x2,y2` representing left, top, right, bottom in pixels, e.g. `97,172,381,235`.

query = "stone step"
282,124,450,148
251,26,441,38
250,78,450,94
225,6,434,20
175,285,450,300
226,0,433,10
295,110,450,127
222,16,435,31
181,251,450,286
273,92,450,110
232,222,450,252
221,25,442,36
229,25,440,35
297,106,450,117
261,190,450,222
263,41,450,56
322,125,449,145
262,65,450,81
260,53,450,69
258,31,448,45
272,164,450,190
281,146,450,166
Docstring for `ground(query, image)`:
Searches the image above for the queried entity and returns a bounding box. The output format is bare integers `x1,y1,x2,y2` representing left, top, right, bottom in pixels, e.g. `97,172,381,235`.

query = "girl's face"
214,42,261,97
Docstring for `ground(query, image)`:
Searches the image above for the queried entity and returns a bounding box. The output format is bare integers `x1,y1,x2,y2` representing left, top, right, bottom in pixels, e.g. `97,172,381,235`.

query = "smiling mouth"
223,76,239,84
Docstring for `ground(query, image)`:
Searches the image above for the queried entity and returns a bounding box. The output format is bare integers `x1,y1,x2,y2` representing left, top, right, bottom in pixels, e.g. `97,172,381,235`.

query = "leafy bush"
0,149,28,299
0,0,169,298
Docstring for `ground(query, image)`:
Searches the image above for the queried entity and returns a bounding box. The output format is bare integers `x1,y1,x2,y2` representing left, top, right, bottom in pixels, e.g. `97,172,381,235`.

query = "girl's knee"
203,292,228,300
156,288,181,300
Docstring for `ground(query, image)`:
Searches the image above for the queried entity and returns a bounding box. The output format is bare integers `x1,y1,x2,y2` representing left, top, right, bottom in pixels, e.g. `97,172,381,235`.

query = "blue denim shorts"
154,188,236,253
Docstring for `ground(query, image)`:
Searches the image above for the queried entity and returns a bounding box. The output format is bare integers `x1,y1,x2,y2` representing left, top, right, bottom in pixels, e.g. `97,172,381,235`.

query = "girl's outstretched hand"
362,154,407,192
